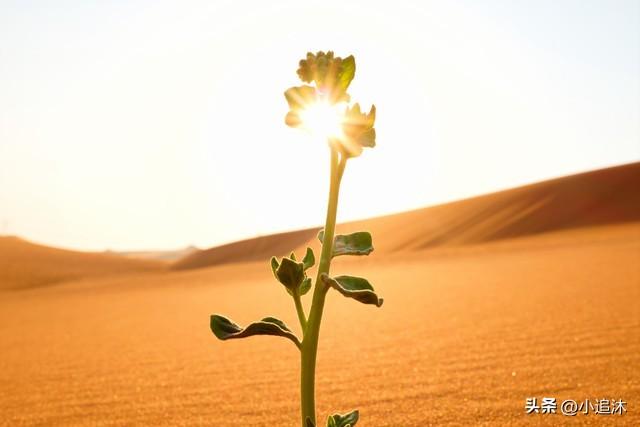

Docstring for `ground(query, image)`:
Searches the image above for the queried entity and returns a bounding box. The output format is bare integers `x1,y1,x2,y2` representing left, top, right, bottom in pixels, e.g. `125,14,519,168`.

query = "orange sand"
0,164,638,426
0,237,165,291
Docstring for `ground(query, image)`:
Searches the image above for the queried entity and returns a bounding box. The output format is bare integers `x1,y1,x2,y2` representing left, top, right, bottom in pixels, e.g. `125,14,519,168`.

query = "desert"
1,163,638,426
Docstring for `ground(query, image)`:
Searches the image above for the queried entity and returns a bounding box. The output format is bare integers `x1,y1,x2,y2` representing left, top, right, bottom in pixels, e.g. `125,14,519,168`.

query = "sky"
1,0,639,251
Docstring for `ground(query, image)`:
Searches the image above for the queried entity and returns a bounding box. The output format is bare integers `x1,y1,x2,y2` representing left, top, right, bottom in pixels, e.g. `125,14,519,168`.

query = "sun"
298,100,346,140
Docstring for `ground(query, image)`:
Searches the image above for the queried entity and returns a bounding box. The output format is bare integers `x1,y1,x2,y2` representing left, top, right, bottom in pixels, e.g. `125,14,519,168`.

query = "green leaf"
338,55,356,91
321,274,383,307
333,232,373,256
327,410,359,427
276,257,305,294
290,251,297,261
302,247,315,270
270,256,279,279
210,314,301,349
300,277,312,295
317,231,374,257
272,253,312,296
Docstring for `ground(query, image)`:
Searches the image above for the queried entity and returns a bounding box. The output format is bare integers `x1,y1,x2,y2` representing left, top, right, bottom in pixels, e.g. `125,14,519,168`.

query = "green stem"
293,292,307,332
300,147,347,426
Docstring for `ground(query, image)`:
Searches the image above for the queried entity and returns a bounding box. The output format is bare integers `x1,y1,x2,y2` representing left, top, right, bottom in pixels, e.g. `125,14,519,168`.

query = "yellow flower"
296,51,353,102
284,51,376,158
336,103,376,157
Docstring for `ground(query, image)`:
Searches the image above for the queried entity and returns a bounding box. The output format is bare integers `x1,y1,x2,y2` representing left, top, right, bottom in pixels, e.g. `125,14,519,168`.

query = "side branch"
293,292,308,332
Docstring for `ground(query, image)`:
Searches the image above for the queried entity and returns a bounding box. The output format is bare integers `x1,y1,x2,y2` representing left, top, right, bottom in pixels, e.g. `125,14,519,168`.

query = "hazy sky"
1,0,639,251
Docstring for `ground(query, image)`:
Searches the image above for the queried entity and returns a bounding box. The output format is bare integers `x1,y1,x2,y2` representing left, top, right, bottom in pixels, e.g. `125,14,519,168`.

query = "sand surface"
1,223,638,426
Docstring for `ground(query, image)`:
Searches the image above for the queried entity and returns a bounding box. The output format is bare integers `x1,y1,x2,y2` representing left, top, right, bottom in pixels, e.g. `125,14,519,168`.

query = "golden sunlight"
298,100,346,140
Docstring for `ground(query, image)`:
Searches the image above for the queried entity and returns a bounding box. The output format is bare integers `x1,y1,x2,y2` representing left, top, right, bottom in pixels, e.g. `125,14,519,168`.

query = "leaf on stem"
270,256,279,279
271,251,313,296
337,55,356,91
276,257,306,295
210,314,301,349
317,230,374,257
302,247,315,270
327,410,359,427
321,274,383,307
300,277,312,295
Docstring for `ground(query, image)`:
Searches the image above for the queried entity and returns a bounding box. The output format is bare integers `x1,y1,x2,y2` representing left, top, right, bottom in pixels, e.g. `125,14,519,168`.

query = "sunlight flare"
298,99,346,140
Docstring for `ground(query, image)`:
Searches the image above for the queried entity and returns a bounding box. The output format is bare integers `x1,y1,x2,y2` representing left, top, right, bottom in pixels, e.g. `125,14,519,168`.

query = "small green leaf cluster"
271,248,315,296
306,409,359,427
210,229,381,424
210,231,382,349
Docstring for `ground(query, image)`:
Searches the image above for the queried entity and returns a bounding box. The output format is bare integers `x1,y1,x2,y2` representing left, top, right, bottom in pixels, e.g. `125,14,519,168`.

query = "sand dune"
347,161,640,252
116,245,199,262
173,227,321,270
174,162,640,270
0,237,165,290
